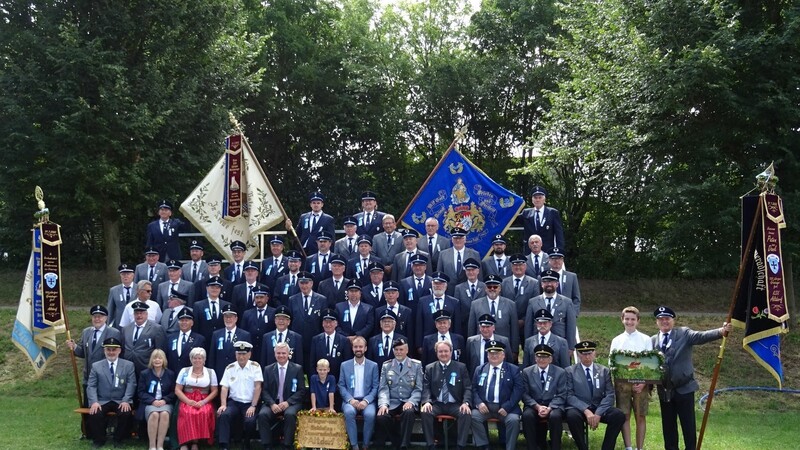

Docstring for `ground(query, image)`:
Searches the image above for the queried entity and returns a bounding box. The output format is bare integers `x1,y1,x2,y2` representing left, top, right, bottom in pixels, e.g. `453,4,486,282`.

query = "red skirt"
177,390,215,445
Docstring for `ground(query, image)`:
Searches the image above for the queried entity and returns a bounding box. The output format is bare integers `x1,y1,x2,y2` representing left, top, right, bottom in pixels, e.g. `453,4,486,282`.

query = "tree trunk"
103,215,121,285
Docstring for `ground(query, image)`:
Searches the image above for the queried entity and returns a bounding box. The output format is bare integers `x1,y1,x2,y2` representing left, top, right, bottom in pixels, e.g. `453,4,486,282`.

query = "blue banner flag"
399,146,524,257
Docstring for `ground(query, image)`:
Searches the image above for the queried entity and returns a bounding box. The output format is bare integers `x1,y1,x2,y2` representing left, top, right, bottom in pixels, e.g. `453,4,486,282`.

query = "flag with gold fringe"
180,134,285,261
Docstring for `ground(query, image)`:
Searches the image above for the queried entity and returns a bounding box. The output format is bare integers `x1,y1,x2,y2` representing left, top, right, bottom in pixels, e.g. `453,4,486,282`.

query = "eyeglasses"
485,285,500,290
143,289,152,293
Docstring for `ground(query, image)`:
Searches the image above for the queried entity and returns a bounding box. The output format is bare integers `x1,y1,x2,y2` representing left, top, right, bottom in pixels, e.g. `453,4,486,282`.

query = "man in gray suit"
155,260,194,310
522,344,567,450
120,301,166,375
420,340,472,450
547,249,582,315
480,234,512,279
106,263,137,327
86,337,137,448
453,258,486,333
182,239,209,282
67,305,122,391
334,216,360,260
134,246,168,285
464,315,512,376
651,306,731,450
523,309,570,369
468,274,519,361
525,234,550,277
160,291,191,334
502,254,542,344
417,217,451,269
436,227,480,295
372,214,405,275
376,338,423,449
565,341,624,450
391,228,431,282
525,270,577,349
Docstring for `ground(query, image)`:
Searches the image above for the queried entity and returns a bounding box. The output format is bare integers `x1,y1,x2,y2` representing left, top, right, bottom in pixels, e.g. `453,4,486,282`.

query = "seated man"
522,344,567,450
85,337,137,449
376,338,423,450
339,336,380,450
217,341,263,450
420,340,472,450
470,340,524,450
258,342,306,450
565,341,624,450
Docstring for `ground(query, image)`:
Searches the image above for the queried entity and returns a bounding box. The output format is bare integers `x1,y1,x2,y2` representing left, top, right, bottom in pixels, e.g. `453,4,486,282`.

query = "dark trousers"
376,405,416,449
565,406,624,450
257,402,303,447
420,402,471,447
522,406,563,450
217,400,258,446
660,390,697,450
87,401,133,445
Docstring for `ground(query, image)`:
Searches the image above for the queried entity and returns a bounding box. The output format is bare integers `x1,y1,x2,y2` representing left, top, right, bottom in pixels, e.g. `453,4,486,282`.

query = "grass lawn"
3,306,799,449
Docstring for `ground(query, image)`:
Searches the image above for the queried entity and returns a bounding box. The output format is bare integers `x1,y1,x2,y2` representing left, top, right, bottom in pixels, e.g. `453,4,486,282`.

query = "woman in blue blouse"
138,349,176,450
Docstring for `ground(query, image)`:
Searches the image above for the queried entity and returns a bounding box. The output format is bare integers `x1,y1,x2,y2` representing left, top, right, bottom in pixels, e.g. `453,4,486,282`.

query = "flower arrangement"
609,349,665,383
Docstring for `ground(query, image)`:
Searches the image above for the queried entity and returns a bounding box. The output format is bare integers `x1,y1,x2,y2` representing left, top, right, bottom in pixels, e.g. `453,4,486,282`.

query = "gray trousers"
471,403,519,450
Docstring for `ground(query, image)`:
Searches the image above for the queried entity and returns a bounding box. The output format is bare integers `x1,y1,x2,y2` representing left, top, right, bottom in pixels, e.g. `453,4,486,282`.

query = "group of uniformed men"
71,189,729,450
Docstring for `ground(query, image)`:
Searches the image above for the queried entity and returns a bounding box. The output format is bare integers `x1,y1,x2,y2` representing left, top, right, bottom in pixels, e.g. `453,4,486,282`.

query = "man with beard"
481,234,512,278
523,309,570,369
416,272,462,355
339,336,380,450
525,270,577,349
468,274,519,362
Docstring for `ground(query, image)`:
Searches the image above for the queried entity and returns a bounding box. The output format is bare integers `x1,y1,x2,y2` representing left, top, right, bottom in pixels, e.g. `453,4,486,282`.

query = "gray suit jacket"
556,269,582,315
453,280,486,332
378,357,423,409
73,325,122,383
417,234,451,269
134,262,168,285
373,231,405,266
87,357,137,405
182,260,209,283
468,296,519,351
523,333,570,369
525,252,549,278
566,363,615,417
339,358,380,404
107,284,137,327
464,334,512,376
391,250,431,282
334,235,360,261
522,364,566,409
501,275,541,322
481,255,512,279
160,306,193,334
651,326,723,396
525,294,577,349
436,247,481,295
121,321,166,374
155,279,194,310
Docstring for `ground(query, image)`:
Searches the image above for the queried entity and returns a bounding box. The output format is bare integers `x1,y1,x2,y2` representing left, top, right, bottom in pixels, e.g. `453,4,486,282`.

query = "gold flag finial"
33,186,49,224
755,162,778,193
454,124,469,143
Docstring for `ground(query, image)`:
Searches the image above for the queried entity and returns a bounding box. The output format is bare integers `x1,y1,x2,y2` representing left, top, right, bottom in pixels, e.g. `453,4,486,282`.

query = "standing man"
155,259,194,310
339,336,380,450
85,337,137,448
310,308,354,377
346,235,384,287
224,240,248,286
502,253,541,346
464,315,512,377
120,301,166,375
369,309,408,368
192,255,232,306
287,271,327,370
209,305,252,380
525,235,550,277
192,276,232,342
468,274,519,362
436,227,480,295
286,191,335,255
305,230,335,286
372,214,405,274
565,341,624,450
391,228,430,283
230,261,269,315
420,340,472,450
520,186,564,254
182,239,209,282
420,310,465,366
118,280,162,328
362,262,388,307
240,288,276,363
526,270,577,349
259,236,288,292
416,272,462,353
107,263,137,327
134,246,168,285
273,250,303,307
470,340,524,450
417,217,450,269
523,309,570,369
652,306,731,450
337,280,375,339
66,305,122,399
399,254,432,318
217,341,263,450
258,342,306,450
547,248,582,315
334,216,361,260
481,234,512,278
376,338,423,450
163,308,205,372
373,281,413,345
317,253,350,307
453,258,485,333
610,306,653,450
260,305,304,368
521,344,567,450
160,291,191,334
354,191,386,237
145,199,186,262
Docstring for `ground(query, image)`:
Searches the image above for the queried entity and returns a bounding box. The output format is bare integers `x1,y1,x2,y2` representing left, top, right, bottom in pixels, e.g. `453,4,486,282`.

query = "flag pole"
696,191,763,450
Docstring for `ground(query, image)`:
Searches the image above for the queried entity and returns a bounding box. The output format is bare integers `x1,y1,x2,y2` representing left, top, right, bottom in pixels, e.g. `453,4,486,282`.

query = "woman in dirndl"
174,347,219,450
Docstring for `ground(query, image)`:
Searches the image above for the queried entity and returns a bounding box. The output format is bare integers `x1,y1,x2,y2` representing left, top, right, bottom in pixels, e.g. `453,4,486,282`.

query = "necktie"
384,335,390,352
429,236,434,253
470,284,476,298
178,333,187,357
171,283,177,295
192,262,198,282
326,335,332,356
487,367,498,402
277,332,283,343
322,253,328,267
274,257,279,270
540,335,545,345
312,214,318,230
456,251,462,274
515,278,521,296
304,296,310,314
248,285,254,304
483,339,491,364
278,366,286,402
535,209,541,228
662,332,670,351
235,264,241,280
334,280,339,290
168,309,175,325
149,266,155,282
226,330,232,343
540,369,546,386
362,259,368,273
290,274,296,286
546,297,552,311
92,329,99,351
348,238,353,253
440,334,446,341
162,221,168,233
497,259,503,271
440,365,452,403
586,367,593,393
436,298,442,311
133,326,141,342
490,300,496,317
124,286,131,302
417,278,423,290
534,255,540,275
406,252,413,276
387,234,393,248
110,362,115,377
366,213,371,225
373,285,379,296
258,309,264,321
211,301,218,319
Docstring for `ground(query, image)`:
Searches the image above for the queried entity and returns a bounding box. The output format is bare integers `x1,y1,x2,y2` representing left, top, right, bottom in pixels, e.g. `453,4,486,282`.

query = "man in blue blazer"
354,191,386,237
192,276,232,343
565,341,624,450
209,305,252,380
145,199,186,262
416,272,462,354
259,236,288,291
339,336,380,450
651,306,730,450
163,309,206,371
240,288,276,363
520,186,565,254
260,305,304,368
286,191,336,255
336,280,375,339
310,308,354,378
470,340,524,450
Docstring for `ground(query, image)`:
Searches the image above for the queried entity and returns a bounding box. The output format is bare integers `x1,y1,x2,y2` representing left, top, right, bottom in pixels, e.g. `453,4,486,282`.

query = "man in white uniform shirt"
218,341,263,450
